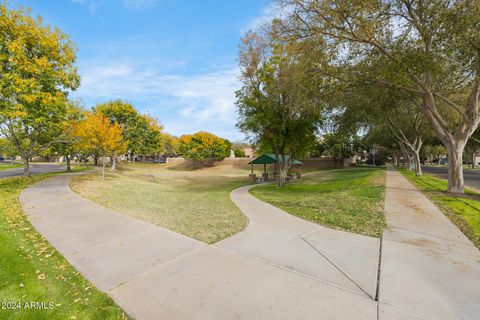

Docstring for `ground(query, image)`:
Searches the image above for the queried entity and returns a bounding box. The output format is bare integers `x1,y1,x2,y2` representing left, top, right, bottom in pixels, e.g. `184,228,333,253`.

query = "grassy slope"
71,163,250,244
250,167,387,238
400,169,480,248
0,171,126,319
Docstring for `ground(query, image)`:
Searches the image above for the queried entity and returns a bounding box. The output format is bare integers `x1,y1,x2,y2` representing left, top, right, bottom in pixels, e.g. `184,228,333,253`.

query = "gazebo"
248,153,303,182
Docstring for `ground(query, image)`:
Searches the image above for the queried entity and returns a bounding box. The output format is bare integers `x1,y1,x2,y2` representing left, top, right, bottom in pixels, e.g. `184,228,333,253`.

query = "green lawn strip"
0,169,127,320
0,164,22,171
250,167,387,238
70,164,250,244
399,168,480,248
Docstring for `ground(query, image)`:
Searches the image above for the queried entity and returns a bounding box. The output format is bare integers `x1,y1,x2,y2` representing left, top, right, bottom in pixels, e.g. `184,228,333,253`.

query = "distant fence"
28,155,347,170
299,158,344,169
166,157,186,165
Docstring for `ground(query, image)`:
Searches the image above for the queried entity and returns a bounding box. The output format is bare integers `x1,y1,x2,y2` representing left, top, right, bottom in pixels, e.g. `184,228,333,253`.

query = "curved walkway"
19,169,480,319
21,174,378,319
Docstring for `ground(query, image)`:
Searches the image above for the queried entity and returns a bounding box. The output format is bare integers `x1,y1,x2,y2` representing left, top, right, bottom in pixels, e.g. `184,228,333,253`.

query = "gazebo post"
249,163,256,182
262,163,268,182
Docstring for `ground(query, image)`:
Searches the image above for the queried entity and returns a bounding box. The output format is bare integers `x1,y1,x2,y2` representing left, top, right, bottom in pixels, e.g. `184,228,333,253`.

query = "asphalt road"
421,165,480,191
0,162,68,178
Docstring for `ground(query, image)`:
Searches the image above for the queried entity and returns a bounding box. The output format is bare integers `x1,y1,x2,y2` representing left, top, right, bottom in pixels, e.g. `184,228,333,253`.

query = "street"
422,165,480,191
0,162,68,178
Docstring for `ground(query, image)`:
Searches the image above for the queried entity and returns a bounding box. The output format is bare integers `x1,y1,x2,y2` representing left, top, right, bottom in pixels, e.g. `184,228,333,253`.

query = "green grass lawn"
400,169,480,248
250,167,387,238
70,162,250,244
0,163,22,171
0,170,127,320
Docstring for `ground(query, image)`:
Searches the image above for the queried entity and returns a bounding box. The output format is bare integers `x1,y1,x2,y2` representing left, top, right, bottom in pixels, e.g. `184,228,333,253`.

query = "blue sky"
9,0,276,141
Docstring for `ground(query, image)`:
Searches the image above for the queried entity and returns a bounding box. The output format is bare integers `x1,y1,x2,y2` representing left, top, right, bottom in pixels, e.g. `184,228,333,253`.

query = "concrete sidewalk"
379,167,480,319
218,185,381,299
21,175,378,320
19,170,480,319
20,175,205,292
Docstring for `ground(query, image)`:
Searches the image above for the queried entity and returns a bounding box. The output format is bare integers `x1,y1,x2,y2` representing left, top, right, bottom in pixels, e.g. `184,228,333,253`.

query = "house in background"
243,147,254,158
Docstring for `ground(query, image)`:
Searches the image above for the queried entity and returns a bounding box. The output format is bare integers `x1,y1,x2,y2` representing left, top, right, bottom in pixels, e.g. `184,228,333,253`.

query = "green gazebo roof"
248,154,303,165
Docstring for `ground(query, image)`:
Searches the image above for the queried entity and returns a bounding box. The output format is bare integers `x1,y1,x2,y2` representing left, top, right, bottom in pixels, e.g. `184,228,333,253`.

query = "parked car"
439,158,448,165
153,157,166,164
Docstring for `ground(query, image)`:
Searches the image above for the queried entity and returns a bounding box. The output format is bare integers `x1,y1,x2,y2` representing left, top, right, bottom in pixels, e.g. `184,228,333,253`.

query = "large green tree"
340,82,430,175
319,132,361,168
236,25,325,186
0,4,80,176
52,100,85,172
95,100,164,166
159,133,179,157
284,0,480,193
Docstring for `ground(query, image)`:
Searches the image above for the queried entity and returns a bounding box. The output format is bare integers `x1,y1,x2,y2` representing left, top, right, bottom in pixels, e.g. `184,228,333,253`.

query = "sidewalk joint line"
388,226,474,247
301,236,374,300
106,244,207,293
216,245,372,300
375,234,383,302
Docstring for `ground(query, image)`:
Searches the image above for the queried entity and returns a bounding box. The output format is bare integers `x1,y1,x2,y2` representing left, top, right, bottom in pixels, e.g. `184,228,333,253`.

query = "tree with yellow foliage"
178,131,231,167
0,4,80,176
73,112,126,179
95,100,164,164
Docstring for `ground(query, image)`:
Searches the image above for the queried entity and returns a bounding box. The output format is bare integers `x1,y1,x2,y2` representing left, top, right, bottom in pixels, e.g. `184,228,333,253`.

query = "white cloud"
241,2,292,34
73,60,241,138
243,3,277,33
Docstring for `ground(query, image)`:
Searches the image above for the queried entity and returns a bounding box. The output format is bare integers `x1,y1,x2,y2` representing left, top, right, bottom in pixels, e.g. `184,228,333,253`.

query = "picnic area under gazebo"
248,153,303,183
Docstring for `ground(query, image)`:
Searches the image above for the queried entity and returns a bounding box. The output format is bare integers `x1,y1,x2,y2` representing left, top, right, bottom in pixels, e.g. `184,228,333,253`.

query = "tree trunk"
398,143,409,169
23,155,30,177
277,168,287,187
111,154,117,171
94,155,98,166
275,154,291,187
472,152,477,169
413,150,422,176
393,154,398,167
102,157,106,180
66,155,71,172
407,153,412,170
447,145,464,194
401,149,412,170
142,155,145,163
